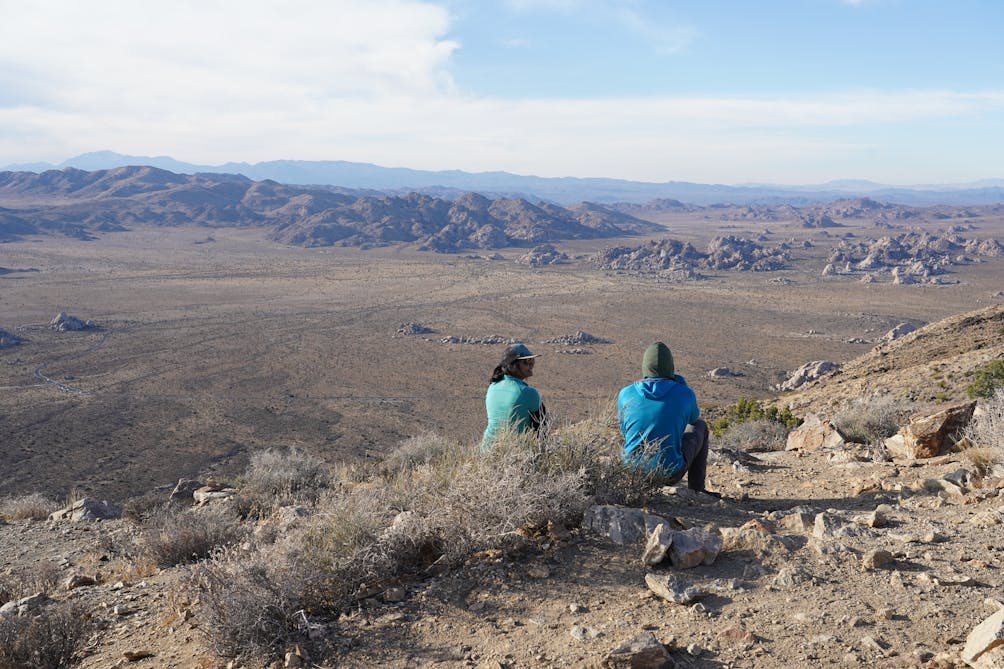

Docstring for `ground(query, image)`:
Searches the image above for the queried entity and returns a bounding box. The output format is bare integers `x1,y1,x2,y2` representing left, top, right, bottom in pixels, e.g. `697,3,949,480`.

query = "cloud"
0,0,459,112
504,0,698,54
1,1,1002,183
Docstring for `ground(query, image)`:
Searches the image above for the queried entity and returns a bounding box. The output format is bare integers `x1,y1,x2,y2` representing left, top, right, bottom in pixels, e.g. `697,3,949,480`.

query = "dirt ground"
2,445,1002,668
2,215,1002,500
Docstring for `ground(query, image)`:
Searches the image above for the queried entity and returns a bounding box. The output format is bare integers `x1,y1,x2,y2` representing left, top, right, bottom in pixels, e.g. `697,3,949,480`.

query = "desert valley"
2,165,1004,668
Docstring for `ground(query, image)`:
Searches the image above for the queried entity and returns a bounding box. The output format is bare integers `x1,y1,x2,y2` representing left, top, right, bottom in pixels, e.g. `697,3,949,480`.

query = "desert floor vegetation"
0,492,59,522
830,394,916,445
185,421,661,665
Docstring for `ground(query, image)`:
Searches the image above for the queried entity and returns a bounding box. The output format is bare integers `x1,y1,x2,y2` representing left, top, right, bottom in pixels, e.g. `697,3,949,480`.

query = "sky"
1,0,1003,185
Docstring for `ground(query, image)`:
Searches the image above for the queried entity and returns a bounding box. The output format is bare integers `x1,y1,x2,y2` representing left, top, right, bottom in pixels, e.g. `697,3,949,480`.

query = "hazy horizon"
2,1,1003,185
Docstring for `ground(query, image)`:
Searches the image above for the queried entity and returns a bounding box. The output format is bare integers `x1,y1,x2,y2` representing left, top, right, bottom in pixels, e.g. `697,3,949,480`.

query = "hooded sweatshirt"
618,343,699,475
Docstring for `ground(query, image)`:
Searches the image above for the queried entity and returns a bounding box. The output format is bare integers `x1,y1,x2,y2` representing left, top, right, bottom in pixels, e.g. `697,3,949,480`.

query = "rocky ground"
4,440,1004,669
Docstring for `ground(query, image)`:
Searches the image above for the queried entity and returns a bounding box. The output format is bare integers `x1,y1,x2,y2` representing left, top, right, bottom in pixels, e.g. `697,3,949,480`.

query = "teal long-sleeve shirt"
481,375,542,450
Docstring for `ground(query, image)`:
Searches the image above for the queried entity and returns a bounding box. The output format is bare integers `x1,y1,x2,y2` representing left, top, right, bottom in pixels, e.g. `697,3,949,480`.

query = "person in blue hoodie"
618,342,717,496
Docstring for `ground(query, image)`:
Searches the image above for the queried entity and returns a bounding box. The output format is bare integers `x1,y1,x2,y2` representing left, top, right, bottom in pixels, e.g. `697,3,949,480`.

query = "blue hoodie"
617,374,699,476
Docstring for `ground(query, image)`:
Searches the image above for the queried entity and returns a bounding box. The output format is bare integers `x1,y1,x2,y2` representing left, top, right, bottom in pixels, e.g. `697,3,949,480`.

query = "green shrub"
709,397,801,437
968,359,1004,399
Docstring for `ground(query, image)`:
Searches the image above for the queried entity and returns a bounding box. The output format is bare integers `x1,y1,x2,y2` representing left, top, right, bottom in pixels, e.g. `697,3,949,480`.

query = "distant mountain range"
4,151,1003,207
0,166,660,251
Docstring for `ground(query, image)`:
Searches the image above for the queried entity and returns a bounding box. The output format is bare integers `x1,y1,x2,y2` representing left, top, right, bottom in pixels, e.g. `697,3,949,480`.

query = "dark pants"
664,419,709,491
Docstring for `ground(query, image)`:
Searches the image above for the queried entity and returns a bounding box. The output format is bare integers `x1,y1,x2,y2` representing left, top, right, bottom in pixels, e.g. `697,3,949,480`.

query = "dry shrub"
0,602,89,669
139,507,247,567
0,493,59,521
121,490,171,524
430,431,588,562
376,433,466,478
0,562,61,603
188,547,306,663
234,448,333,519
190,415,658,662
831,395,914,444
961,389,1004,474
719,419,789,452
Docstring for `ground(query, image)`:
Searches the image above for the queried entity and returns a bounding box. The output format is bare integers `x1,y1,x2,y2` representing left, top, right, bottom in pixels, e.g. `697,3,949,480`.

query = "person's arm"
529,401,547,432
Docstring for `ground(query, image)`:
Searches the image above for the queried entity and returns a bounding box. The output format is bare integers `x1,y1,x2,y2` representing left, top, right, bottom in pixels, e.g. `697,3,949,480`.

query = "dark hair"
489,349,523,385
489,357,522,383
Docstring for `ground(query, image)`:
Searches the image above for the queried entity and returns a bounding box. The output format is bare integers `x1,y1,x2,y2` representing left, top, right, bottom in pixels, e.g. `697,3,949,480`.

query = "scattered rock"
885,401,977,459
602,631,674,668
397,322,434,335
169,478,204,503
49,498,122,521
49,311,96,331
583,505,679,546
778,361,840,391
962,606,1004,667
862,549,895,571
882,322,918,342
644,573,706,605
543,331,610,345
707,367,741,379
642,525,722,569
786,414,847,452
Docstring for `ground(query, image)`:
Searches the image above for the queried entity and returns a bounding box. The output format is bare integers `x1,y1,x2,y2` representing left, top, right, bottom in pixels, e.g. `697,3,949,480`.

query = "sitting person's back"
617,342,717,497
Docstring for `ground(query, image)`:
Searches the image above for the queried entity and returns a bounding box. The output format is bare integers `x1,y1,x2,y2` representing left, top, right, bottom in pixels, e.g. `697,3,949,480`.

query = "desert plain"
1,208,1002,500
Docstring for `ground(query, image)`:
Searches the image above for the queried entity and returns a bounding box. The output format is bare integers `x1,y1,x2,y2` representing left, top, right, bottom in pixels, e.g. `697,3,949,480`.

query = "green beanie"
642,342,675,379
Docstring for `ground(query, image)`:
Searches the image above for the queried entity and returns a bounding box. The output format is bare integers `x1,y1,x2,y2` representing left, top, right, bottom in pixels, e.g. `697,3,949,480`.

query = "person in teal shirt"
481,343,547,450
618,342,718,497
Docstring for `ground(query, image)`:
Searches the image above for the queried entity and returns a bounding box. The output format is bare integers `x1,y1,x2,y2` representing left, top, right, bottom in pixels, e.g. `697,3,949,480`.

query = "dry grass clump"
376,432,466,478
0,562,61,604
190,415,657,664
961,389,1004,474
831,395,914,444
139,507,248,567
234,448,334,519
188,547,306,662
719,419,789,452
0,493,60,521
0,601,89,669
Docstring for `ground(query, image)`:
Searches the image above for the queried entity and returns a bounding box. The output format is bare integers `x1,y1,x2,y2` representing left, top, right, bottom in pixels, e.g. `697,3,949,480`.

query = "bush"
139,507,247,567
190,414,663,663
709,397,801,438
0,563,61,604
831,395,914,444
188,547,306,663
234,448,333,519
968,360,1004,399
0,493,59,521
961,389,1004,474
0,602,89,669
718,419,789,452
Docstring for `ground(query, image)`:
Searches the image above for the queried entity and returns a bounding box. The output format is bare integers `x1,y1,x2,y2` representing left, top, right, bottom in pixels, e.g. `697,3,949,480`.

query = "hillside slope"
779,303,1004,414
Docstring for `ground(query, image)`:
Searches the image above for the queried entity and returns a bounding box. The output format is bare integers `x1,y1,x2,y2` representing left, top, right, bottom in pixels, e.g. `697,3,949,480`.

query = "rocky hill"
0,167,660,251
778,303,1004,415
593,235,791,276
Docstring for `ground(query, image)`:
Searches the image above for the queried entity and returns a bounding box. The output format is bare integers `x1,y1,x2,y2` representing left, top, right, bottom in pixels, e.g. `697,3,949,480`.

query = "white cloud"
1,2,1002,183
